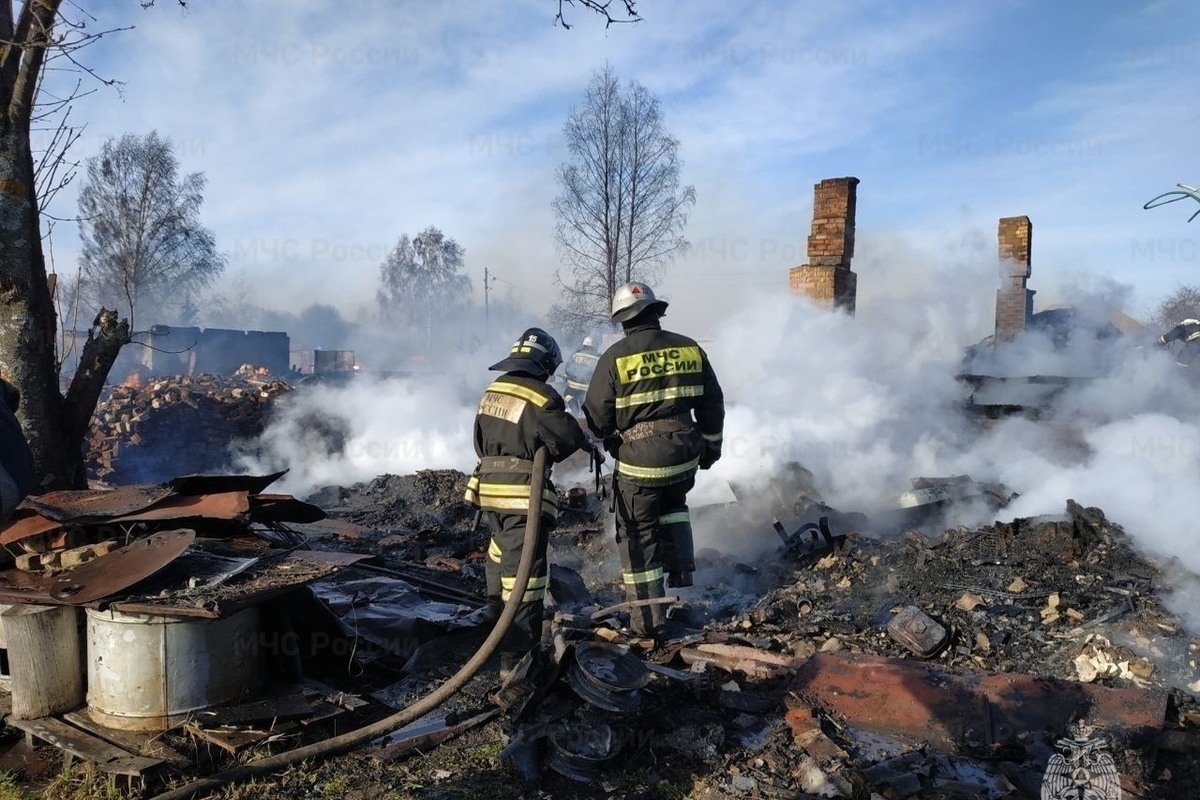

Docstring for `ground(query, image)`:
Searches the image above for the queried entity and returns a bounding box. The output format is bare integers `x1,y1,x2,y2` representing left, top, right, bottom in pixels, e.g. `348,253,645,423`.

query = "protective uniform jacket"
465,372,591,519
1159,321,1200,346
583,321,724,486
564,347,600,395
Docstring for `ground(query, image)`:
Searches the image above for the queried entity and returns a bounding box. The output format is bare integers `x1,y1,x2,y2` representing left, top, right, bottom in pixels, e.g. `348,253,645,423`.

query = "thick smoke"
241,239,1200,629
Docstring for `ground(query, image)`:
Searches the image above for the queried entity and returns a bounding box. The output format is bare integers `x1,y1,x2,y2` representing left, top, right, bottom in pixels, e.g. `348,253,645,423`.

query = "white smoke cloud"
242,233,1200,632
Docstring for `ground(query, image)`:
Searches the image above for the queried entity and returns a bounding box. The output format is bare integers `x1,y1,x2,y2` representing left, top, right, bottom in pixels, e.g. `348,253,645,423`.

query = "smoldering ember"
5,195,1200,800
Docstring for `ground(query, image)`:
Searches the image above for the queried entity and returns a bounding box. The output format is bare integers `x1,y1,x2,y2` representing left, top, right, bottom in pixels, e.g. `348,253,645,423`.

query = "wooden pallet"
8,716,163,777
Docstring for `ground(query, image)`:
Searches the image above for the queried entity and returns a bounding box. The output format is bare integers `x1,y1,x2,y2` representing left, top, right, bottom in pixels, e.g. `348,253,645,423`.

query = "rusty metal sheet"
249,494,327,523
0,567,57,604
167,470,287,496
48,529,196,604
790,652,1166,757
0,511,64,546
110,491,250,523
18,484,176,522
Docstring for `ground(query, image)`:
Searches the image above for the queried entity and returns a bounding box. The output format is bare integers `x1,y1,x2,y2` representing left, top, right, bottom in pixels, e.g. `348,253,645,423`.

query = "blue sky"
42,0,1200,338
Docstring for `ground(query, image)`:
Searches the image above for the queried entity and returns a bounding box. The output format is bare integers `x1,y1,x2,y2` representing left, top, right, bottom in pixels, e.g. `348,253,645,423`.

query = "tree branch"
555,0,639,30
61,307,129,446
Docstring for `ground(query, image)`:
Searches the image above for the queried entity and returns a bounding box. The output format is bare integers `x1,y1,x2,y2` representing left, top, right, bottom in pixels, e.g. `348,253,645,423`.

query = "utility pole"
483,267,495,337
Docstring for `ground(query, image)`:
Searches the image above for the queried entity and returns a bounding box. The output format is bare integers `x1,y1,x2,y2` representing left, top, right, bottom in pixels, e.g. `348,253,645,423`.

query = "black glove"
602,435,622,458
698,438,722,470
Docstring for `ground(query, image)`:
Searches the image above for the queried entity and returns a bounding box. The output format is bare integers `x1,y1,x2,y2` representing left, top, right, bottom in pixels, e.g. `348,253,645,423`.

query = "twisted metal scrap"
1144,182,1200,222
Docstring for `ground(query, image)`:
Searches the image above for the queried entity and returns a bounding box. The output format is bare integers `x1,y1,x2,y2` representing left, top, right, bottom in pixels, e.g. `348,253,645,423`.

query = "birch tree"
78,130,225,331
376,226,471,349
550,65,695,335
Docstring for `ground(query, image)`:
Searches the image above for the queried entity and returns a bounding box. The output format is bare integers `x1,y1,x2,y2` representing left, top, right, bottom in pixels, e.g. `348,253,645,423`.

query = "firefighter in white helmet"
563,335,601,416
582,282,725,638
1158,318,1200,366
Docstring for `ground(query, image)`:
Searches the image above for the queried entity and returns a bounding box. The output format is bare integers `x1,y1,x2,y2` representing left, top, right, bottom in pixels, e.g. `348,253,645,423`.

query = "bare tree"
77,130,225,331
1154,284,1200,332
377,226,471,350
551,65,695,336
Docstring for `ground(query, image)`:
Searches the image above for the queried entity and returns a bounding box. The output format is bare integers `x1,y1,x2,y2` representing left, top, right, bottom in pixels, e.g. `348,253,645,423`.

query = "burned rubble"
279,464,1200,799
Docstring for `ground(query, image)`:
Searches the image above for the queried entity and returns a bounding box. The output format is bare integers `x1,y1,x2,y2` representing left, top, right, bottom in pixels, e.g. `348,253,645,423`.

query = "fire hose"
147,447,551,800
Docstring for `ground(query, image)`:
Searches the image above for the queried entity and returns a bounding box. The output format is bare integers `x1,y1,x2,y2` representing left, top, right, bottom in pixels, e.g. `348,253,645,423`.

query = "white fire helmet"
611,281,668,324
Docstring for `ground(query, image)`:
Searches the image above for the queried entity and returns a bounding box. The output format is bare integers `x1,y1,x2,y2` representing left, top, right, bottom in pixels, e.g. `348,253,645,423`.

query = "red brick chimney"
789,177,859,314
994,216,1034,341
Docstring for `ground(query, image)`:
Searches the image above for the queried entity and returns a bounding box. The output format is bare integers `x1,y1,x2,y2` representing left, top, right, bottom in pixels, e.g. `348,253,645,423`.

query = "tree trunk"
0,132,127,489
0,128,78,488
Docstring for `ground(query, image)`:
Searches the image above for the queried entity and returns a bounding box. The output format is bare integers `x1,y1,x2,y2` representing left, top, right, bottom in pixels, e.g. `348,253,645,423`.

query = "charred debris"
1,452,1198,797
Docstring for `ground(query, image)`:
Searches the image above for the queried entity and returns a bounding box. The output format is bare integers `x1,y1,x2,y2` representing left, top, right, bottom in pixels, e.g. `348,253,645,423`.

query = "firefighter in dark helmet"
582,282,725,637
465,328,600,676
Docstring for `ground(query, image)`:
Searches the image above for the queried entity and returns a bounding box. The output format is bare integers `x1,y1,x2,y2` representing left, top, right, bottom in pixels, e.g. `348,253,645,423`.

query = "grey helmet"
611,281,668,324
581,335,596,349
488,327,563,377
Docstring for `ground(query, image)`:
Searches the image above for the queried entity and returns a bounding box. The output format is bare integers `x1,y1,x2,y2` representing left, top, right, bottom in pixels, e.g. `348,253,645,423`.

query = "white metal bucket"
86,606,264,731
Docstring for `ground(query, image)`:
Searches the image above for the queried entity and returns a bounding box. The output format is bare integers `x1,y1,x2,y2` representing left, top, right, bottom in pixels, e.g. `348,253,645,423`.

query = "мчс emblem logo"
1040,724,1122,800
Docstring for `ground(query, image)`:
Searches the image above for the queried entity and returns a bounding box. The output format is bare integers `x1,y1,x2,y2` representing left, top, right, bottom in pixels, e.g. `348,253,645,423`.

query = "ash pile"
86,370,293,485
297,466,1200,799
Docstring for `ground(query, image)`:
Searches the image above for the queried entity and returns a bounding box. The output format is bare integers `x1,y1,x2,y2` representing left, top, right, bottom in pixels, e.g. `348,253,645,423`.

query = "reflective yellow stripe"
622,567,664,585
474,484,560,517
566,379,589,391
501,575,548,591
477,483,531,497
617,458,700,481
501,574,548,602
474,483,560,504
479,497,560,519
614,384,704,409
701,431,722,443
501,587,547,602
658,511,690,525
485,380,550,408
487,539,502,562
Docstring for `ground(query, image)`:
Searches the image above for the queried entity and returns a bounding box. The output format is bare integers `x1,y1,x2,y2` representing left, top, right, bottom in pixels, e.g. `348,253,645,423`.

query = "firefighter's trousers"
485,511,550,667
613,475,695,636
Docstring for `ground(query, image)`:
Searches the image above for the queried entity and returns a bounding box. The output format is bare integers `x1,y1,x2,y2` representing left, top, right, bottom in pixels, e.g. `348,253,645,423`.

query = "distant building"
289,347,356,375
136,325,291,378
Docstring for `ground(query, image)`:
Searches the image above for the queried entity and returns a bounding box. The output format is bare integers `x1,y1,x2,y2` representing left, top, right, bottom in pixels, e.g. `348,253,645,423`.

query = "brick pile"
86,373,293,485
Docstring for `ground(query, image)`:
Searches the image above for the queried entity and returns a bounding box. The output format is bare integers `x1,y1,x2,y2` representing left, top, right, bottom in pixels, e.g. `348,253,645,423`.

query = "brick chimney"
789,177,860,314
994,216,1034,341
